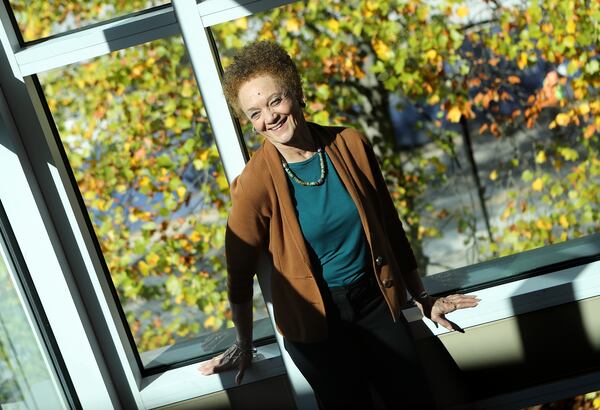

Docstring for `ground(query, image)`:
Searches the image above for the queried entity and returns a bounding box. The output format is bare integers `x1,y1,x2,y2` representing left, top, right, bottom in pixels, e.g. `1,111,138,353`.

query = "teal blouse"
286,151,370,287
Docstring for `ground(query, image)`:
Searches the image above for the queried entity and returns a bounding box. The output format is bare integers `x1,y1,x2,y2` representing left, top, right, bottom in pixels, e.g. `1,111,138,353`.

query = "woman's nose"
264,108,278,124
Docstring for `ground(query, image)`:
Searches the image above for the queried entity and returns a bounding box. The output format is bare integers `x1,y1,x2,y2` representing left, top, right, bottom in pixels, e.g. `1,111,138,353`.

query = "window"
211,0,599,282
7,1,171,42
38,34,273,371
0,208,70,409
0,0,598,408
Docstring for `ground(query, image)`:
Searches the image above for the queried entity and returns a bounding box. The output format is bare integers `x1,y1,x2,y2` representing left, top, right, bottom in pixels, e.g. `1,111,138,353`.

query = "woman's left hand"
415,294,480,332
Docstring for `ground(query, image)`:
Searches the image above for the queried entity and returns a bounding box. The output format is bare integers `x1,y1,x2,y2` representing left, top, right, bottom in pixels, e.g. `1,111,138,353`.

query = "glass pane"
0,236,66,408
211,0,599,280
38,35,273,370
9,0,170,42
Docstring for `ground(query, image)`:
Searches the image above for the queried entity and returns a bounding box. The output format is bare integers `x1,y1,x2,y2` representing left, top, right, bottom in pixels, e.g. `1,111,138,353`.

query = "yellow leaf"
327,19,340,34
177,186,186,200
138,261,150,276
564,35,575,48
579,102,590,115
542,23,553,34
198,149,209,161
372,39,392,60
566,20,576,34
456,5,469,18
446,105,462,123
366,0,378,11
286,18,301,32
559,147,579,161
559,215,569,229
216,175,229,190
427,94,440,105
489,170,498,181
518,52,528,70
128,213,138,223
189,231,202,243
165,116,177,128
532,178,544,191
555,113,570,126
584,124,596,139
100,199,113,212
425,49,437,62
131,65,143,77
234,17,248,30
417,6,429,21
147,253,160,266
181,84,193,98
204,316,217,330
535,219,552,230
183,108,194,120
535,151,546,164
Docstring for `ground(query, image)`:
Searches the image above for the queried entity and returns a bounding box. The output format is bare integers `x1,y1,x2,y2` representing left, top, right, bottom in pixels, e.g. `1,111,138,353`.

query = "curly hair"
222,41,304,118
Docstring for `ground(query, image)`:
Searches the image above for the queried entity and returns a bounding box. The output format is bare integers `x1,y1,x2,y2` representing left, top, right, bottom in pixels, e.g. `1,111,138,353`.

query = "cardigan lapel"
263,141,312,269
312,125,374,248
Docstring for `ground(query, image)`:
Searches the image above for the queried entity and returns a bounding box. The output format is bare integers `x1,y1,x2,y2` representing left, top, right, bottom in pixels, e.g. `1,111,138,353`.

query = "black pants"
284,275,436,410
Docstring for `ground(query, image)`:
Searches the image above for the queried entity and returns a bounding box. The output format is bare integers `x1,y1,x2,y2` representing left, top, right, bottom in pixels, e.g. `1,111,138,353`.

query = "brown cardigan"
225,122,425,343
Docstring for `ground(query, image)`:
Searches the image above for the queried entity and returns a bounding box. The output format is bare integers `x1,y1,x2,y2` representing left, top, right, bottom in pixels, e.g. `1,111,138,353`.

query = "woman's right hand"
198,342,254,384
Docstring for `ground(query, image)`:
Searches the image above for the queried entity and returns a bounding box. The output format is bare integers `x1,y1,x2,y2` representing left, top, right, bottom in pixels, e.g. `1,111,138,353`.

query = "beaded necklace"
281,147,327,186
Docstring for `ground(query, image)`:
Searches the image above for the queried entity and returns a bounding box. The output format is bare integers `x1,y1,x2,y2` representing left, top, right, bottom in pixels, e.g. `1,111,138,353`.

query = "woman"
199,41,479,409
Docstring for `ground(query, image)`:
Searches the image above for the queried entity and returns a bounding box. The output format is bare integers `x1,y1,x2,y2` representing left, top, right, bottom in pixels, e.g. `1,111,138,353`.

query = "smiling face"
237,74,305,148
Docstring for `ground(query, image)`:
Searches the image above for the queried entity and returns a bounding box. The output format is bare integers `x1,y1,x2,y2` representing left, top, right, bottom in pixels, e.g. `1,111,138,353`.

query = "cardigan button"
375,256,384,267
382,279,394,288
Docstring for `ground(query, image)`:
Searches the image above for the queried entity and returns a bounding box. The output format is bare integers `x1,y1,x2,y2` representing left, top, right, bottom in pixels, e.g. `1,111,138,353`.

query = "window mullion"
172,0,247,181
172,2,319,409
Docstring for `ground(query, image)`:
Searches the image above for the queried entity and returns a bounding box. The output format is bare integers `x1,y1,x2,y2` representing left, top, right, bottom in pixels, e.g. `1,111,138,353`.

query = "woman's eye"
250,112,260,120
270,98,282,106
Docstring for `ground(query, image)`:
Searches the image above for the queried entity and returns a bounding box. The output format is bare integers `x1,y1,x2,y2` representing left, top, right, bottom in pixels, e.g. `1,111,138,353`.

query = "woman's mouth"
270,118,286,131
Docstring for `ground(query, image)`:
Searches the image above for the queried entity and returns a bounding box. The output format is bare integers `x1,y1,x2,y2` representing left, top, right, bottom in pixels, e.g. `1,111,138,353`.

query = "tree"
9,0,598,353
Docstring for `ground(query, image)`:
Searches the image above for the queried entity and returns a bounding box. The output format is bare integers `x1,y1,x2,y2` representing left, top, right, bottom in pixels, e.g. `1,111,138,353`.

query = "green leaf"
157,155,173,168
521,170,534,182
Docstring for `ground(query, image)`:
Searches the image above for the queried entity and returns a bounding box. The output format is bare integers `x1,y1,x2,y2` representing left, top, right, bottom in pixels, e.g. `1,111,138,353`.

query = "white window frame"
0,203,71,410
0,0,598,409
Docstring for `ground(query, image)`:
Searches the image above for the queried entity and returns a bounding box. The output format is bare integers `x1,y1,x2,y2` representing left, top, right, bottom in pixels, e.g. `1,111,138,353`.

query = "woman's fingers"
445,294,480,310
198,344,254,385
197,354,224,375
431,315,454,331
428,293,482,332
235,365,247,385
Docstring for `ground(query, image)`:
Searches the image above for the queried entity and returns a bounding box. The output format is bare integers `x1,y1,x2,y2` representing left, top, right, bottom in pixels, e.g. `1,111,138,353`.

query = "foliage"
9,0,599,353
8,0,168,41
42,36,238,352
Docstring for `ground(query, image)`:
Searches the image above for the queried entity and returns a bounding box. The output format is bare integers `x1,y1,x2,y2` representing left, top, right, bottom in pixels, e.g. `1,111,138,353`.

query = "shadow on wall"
460,264,600,404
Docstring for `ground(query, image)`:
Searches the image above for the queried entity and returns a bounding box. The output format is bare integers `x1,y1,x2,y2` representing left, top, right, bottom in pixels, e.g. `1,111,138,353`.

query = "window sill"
403,259,600,336
139,343,285,409
138,257,600,409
